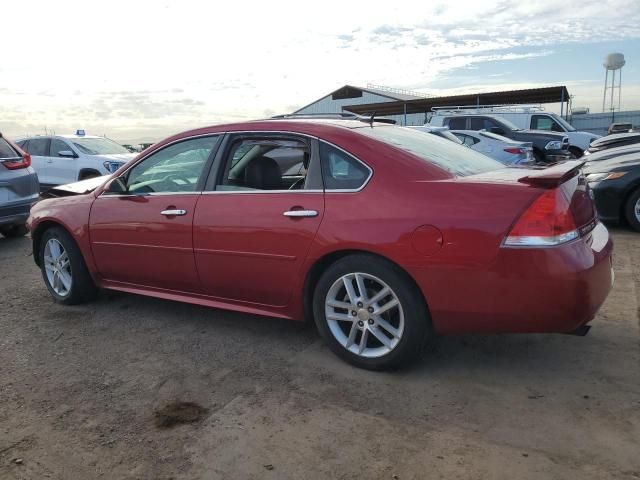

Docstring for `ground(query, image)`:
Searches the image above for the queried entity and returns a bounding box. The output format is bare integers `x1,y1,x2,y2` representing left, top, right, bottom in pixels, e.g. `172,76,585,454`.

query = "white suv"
16,132,136,189
430,106,600,157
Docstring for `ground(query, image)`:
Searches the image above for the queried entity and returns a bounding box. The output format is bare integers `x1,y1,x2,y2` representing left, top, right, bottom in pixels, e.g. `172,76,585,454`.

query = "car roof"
16,134,105,141
56,134,104,139
592,132,640,146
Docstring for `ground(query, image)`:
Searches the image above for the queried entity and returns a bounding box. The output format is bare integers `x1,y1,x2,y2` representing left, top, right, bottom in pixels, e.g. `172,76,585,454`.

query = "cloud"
0,0,638,142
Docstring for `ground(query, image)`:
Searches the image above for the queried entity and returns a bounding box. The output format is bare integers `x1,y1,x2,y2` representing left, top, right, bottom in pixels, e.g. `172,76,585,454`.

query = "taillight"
504,147,526,155
1,154,31,170
504,188,578,247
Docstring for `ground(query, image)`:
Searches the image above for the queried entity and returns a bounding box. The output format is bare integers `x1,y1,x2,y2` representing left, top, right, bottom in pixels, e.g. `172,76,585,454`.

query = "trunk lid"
461,161,597,241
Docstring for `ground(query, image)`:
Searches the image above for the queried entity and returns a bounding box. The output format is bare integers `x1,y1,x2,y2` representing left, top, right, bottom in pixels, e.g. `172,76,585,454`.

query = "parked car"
16,132,136,190
450,130,533,165
428,114,572,163
0,133,39,237
580,143,640,163
584,150,640,231
585,132,640,155
430,106,599,157
27,118,612,370
405,125,463,144
608,123,634,135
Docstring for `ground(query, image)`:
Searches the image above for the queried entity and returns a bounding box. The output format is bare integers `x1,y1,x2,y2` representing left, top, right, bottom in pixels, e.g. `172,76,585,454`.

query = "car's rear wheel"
39,227,98,304
0,224,28,238
624,188,640,232
313,254,430,370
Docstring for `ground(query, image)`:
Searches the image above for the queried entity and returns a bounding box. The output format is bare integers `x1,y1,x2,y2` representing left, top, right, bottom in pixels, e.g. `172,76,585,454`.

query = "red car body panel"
27,120,614,334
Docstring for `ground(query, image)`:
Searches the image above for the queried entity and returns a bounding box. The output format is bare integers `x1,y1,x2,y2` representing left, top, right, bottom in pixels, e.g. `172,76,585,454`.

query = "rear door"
193,133,324,306
23,138,51,188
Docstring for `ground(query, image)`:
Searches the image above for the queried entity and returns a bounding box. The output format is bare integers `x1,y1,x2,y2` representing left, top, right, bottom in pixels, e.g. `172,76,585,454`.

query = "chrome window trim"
201,189,324,195
99,132,222,198
101,129,374,197
318,139,373,193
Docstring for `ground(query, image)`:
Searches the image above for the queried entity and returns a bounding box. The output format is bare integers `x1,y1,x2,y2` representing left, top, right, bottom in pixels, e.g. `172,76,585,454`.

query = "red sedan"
27,118,613,370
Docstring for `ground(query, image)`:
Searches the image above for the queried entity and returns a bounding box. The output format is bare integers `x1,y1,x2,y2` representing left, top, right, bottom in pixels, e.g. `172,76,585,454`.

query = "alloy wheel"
44,238,72,297
325,272,404,358
635,197,640,223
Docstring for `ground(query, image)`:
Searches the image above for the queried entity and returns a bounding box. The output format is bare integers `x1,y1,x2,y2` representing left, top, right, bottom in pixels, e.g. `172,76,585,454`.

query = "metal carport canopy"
343,86,570,116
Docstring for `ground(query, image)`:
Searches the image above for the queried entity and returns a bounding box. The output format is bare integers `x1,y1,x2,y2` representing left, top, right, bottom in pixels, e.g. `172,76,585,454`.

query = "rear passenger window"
319,142,370,190
0,138,18,159
469,117,491,130
456,134,478,146
447,117,466,130
24,138,49,156
216,137,315,191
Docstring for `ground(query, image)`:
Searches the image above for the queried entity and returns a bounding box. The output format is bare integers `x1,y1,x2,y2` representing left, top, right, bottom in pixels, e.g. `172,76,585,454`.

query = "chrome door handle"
161,209,187,216
283,209,318,218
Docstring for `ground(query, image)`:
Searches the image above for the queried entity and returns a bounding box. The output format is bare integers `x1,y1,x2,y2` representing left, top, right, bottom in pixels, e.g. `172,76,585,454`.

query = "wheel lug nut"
357,320,364,327
368,319,374,325
367,307,374,313
351,311,357,316
357,302,363,308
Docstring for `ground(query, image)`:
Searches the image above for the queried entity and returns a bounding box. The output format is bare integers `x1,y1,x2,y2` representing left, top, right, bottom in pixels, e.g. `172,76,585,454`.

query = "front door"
193,133,324,306
48,138,78,185
89,135,221,292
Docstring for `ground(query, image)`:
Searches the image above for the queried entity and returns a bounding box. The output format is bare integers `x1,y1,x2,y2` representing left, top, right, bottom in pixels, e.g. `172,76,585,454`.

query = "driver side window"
125,136,220,194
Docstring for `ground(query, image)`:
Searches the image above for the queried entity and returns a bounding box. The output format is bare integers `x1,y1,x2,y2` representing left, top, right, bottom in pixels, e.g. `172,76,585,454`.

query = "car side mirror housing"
58,150,77,158
489,127,505,136
105,177,127,194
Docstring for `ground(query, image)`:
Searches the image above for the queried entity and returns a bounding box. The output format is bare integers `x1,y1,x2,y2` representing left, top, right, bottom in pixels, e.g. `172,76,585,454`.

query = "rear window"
0,138,19,159
359,126,503,177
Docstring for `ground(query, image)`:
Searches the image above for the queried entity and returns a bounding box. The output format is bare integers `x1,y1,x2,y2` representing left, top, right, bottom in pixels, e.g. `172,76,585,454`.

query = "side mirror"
105,177,127,194
489,127,505,136
58,150,77,158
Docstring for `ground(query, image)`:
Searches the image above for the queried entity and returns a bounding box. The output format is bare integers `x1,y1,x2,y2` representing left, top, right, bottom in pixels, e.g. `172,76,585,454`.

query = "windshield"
361,126,503,177
551,114,576,132
70,137,130,155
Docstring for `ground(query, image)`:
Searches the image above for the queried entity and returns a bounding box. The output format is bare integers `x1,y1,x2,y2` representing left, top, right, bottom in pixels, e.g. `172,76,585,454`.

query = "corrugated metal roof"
359,86,426,101
344,86,571,115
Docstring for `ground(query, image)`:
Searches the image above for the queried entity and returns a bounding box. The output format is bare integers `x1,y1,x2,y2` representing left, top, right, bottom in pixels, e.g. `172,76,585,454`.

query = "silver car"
452,130,534,165
0,133,39,238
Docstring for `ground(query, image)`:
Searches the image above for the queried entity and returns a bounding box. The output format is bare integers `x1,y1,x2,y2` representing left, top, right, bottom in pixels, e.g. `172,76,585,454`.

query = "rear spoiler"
518,160,584,188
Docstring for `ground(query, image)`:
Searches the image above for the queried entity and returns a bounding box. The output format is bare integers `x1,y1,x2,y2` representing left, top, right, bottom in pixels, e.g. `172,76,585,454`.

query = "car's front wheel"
624,188,640,232
39,227,98,305
313,254,430,370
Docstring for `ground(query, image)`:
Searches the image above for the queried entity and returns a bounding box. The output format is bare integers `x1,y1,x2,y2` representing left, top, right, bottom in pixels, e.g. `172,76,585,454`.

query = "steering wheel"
164,173,191,186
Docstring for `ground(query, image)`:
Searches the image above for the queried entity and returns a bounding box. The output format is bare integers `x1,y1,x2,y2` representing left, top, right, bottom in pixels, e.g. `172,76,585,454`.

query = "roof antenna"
369,111,376,127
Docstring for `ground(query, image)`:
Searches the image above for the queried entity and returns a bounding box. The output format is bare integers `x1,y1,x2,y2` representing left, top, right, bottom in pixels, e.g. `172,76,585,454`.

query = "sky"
1,0,639,144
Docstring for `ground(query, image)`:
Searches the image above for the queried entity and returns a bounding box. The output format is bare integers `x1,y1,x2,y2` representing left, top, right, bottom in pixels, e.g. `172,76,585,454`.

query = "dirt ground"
1,229,639,480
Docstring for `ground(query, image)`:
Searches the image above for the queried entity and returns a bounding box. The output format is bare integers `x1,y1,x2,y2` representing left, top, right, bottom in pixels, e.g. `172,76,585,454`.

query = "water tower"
602,53,625,113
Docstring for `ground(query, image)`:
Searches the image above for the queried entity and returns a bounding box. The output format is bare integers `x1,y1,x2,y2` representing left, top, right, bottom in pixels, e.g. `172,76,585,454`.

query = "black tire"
312,254,430,370
79,171,100,181
39,227,98,305
624,188,640,232
569,146,584,159
533,150,545,164
0,224,28,238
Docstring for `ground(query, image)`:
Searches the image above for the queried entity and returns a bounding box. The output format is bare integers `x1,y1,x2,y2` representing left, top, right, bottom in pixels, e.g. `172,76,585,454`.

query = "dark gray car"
0,133,39,238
